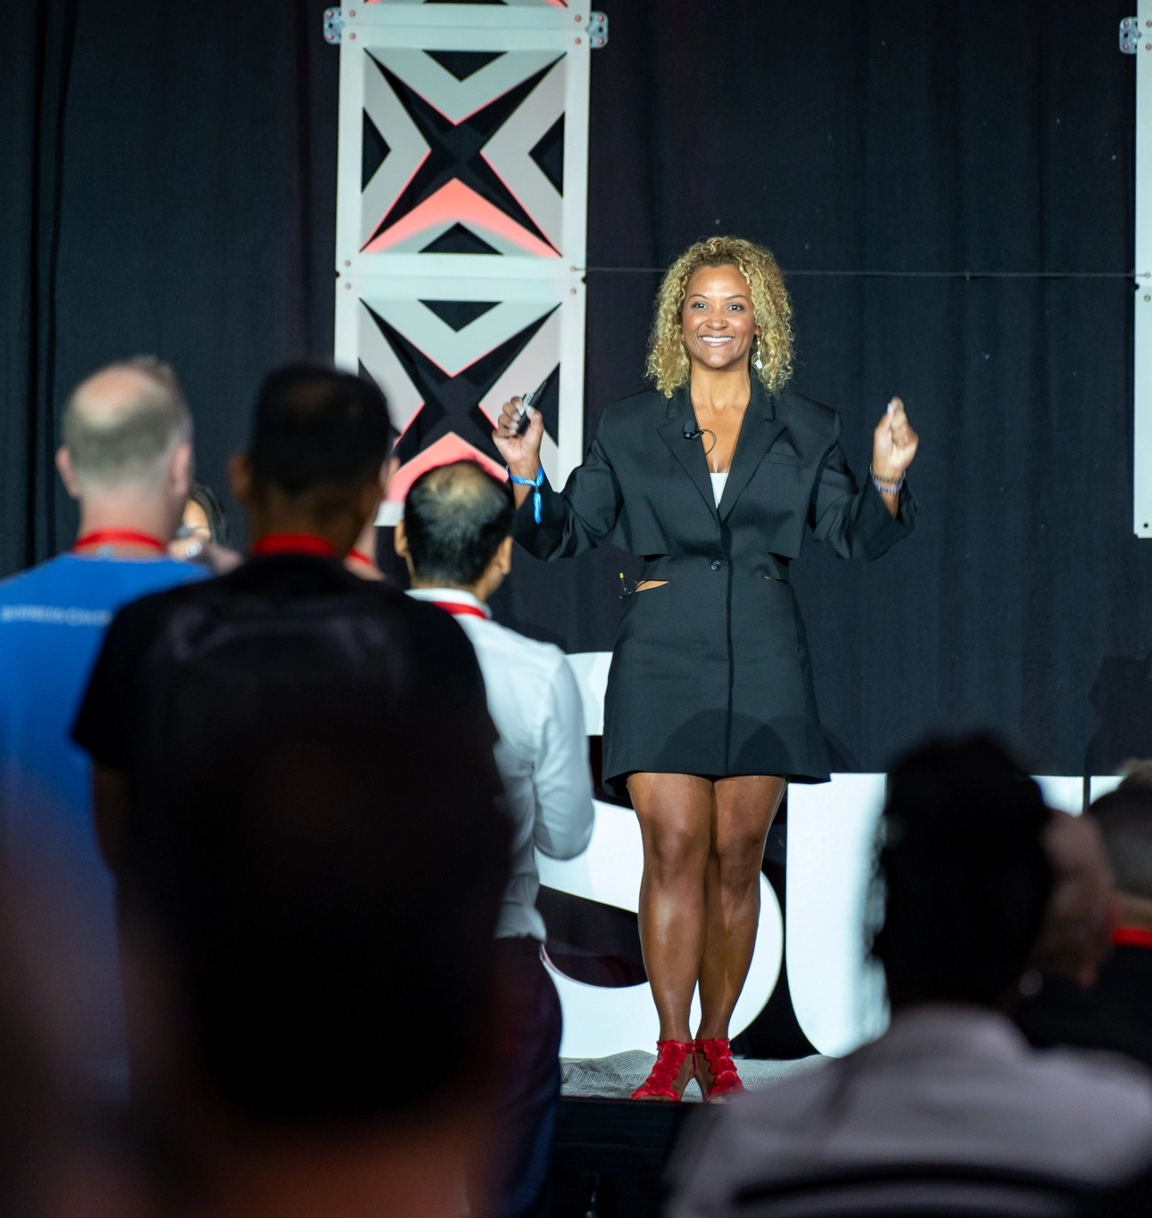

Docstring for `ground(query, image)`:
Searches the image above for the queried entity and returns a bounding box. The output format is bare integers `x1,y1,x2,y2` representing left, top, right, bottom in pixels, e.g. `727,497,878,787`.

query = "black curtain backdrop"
3,0,1148,776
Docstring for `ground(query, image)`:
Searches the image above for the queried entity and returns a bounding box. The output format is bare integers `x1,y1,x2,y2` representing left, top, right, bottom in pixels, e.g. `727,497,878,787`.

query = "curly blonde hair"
645,236,794,397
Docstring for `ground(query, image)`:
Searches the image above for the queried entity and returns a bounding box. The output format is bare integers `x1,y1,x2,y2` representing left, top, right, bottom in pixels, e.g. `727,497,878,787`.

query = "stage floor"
561,1050,825,1102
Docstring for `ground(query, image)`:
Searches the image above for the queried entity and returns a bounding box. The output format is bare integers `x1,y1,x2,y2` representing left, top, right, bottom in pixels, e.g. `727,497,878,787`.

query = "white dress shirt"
407,588,594,940
668,1004,1152,1218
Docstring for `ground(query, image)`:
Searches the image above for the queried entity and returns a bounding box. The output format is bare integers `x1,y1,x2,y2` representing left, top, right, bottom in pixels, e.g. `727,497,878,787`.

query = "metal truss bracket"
589,11,608,49
324,7,343,45
1122,17,1142,54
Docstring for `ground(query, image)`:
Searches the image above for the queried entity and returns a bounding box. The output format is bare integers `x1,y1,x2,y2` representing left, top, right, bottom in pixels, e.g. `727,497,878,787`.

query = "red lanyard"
73,529,166,554
1113,927,1152,950
431,601,487,620
250,534,337,558
346,549,377,570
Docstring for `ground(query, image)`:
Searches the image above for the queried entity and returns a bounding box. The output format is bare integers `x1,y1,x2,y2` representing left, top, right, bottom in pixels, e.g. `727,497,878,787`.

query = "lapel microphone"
682,420,717,458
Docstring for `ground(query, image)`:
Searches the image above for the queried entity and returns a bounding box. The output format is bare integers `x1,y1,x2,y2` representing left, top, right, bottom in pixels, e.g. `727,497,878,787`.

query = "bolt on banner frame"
331,1,593,523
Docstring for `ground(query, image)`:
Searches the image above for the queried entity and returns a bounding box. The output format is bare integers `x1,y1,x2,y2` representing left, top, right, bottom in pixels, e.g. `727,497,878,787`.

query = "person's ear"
393,519,410,559
228,453,253,508
169,442,193,501
495,534,514,576
55,447,82,499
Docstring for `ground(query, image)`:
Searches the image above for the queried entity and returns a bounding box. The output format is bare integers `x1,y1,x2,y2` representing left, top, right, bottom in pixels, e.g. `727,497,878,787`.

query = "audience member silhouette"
0,357,205,1100
397,460,595,1218
667,737,1152,1218
1014,810,1152,1068
1090,769,1152,1033
109,578,511,1218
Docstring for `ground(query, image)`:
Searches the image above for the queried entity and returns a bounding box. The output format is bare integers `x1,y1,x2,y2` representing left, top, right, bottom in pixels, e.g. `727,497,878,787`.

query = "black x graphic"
366,55,561,253
365,304,560,469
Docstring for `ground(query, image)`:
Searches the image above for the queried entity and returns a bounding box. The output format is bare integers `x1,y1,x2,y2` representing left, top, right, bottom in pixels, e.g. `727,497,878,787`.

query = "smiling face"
680,263,760,375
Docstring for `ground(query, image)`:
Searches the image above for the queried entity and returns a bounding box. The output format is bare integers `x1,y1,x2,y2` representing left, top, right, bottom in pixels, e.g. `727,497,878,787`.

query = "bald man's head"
62,358,192,489
404,461,513,587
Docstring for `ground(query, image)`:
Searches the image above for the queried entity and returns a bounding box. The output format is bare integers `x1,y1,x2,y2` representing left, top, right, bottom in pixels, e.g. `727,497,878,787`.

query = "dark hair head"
189,482,230,546
248,364,391,496
404,461,514,586
872,735,1053,1009
1088,774,1152,900
122,595,508,1128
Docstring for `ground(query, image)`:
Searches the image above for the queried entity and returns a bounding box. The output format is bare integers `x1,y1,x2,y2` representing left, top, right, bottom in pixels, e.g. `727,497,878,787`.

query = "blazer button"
710,559,722,571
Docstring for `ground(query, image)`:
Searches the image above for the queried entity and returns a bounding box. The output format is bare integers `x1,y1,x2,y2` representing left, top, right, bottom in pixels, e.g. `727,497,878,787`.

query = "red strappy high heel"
630,1039,695,1101
694,1037,744,1102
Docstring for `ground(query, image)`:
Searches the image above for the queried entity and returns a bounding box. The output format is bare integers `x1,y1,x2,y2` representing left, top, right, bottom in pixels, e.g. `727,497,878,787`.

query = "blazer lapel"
717,381,787,519
656,388,718,518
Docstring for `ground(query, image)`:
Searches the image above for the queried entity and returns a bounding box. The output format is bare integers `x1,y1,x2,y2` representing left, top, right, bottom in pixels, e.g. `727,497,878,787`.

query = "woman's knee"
644,821,709,881
714,832,767,893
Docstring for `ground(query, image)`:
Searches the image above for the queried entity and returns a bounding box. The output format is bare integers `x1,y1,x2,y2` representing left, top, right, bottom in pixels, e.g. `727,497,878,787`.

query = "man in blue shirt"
0,357,206,1099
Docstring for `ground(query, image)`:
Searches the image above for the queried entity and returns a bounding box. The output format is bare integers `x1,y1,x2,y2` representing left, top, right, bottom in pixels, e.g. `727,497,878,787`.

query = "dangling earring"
752,337,764,371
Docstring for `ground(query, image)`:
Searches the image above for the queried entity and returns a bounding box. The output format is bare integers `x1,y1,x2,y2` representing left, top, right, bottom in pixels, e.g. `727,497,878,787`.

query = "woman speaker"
493,237,918,1102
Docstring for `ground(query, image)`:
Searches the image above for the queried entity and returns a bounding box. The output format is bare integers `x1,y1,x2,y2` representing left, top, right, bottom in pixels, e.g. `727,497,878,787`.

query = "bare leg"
696,775,786,1086
627,772,713,1098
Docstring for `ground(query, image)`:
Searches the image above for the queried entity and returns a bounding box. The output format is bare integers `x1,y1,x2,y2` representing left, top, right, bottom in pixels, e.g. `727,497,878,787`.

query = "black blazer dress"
511,380,917,789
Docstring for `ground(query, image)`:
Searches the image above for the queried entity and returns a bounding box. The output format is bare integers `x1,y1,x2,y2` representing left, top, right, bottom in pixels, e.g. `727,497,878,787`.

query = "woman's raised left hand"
871,397,919,481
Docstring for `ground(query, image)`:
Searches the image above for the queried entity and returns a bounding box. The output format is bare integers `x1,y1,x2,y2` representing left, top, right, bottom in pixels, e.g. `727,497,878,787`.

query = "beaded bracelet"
869,464,906,496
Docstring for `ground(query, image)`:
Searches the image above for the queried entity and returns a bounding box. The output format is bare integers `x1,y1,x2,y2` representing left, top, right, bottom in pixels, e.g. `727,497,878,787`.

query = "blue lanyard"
507,467,544,524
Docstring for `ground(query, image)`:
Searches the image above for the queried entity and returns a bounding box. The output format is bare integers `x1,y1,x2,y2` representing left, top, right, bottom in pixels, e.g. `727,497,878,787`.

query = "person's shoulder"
145,556,208,583
388,590,479,655
0,556,66,602
597,387,668,432
1023,1041,1152,1117
107,570,210,631
1004,1043,1152,1177
774,388,840,441
0,556,203,623
116,557,210,598
471,617,570,674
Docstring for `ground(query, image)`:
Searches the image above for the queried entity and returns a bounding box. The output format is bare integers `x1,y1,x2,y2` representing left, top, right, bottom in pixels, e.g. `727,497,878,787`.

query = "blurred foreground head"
1025,812,1115,989
1090,766,1152,917
874,736,1053,1009
229,364,392,553
118,598,509,1131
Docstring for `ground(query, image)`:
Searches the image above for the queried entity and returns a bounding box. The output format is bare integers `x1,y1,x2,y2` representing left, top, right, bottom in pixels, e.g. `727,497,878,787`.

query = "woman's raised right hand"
492,396,544,477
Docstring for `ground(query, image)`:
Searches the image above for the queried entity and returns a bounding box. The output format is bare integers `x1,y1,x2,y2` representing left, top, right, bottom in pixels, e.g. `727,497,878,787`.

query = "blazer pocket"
763,451,802,467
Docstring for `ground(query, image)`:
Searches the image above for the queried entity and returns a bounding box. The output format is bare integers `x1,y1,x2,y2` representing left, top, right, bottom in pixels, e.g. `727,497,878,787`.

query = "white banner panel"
333,2,592,502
